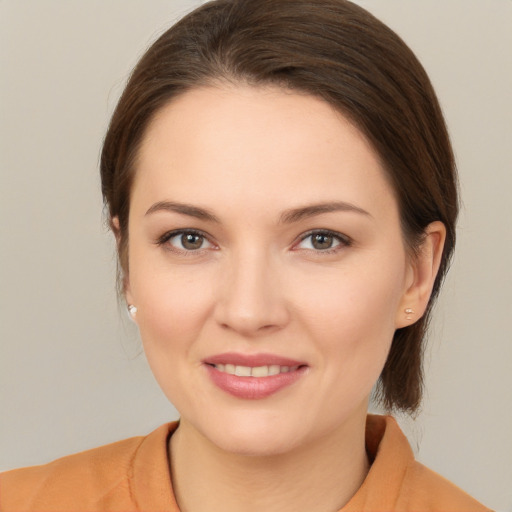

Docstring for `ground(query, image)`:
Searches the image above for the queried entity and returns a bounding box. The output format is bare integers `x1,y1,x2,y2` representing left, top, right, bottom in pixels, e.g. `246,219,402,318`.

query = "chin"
213,428,300,457
197,409,310,457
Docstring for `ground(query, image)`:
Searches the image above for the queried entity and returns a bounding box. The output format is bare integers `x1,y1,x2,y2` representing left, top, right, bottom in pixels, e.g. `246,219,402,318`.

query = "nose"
214,249,290,337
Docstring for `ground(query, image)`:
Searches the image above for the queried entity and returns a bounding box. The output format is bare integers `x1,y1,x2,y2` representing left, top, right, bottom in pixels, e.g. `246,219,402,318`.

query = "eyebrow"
145,201,220,223
279,201,372,224
145,200,371,224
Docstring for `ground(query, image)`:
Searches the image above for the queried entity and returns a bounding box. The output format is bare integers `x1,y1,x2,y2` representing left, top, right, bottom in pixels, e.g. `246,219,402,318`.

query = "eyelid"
156,228,217,252
293,229,352,252
155,228,351,254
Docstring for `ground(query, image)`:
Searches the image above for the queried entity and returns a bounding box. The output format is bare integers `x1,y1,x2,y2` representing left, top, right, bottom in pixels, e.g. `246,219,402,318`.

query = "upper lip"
203,352,307,367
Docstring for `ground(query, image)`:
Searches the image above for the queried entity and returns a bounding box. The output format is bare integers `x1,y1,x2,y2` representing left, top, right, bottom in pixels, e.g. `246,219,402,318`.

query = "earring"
405,308,414,320
128,305,138,318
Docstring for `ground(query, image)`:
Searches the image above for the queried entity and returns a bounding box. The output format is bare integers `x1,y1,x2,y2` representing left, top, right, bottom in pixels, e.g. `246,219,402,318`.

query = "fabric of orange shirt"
0,415,491,511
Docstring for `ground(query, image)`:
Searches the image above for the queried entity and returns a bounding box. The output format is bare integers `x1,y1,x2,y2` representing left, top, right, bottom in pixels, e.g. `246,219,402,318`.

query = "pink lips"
203,352,308,400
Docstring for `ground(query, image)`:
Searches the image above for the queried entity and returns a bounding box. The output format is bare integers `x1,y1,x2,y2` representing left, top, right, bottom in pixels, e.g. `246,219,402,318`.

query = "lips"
203,352,308,399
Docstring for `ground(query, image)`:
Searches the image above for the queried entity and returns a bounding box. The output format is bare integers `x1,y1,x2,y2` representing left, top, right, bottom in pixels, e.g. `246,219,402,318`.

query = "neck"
169,411,370,512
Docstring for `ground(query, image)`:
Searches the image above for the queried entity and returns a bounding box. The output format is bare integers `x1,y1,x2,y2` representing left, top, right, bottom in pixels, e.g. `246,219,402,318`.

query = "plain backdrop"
1,1,511,510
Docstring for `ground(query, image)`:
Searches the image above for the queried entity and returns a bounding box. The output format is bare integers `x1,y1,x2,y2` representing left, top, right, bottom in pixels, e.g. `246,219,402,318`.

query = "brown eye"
295,230,350,252
181,233,204,250
161,230,214,251
311,233,334,250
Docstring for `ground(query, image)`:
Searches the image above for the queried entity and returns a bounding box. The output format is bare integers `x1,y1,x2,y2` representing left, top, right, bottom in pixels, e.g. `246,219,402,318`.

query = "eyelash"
155,229,352,255
156,229,215,255
294,229,352,255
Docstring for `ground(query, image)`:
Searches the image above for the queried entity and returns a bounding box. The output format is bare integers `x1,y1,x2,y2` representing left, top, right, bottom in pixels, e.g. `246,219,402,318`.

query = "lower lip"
204,365,307,399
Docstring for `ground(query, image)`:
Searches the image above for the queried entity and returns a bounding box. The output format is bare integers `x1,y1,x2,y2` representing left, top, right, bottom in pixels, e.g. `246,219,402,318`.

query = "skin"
121,84,445,512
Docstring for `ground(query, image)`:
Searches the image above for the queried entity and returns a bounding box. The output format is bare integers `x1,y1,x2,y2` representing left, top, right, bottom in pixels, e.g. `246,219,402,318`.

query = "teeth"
234,365,252,377
214,364,299,377
251,365,269,377
268,364,280,376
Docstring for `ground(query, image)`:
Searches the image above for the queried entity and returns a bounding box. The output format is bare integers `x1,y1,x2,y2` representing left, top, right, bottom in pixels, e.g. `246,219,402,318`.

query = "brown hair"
100,0,458,413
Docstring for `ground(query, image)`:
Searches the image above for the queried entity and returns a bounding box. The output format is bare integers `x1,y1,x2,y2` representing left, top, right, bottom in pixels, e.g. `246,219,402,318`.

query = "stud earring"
405,308,414,320
128,305,138,318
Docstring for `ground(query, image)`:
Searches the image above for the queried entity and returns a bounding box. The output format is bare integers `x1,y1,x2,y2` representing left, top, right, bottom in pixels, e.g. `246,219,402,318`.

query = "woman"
0,0,494,510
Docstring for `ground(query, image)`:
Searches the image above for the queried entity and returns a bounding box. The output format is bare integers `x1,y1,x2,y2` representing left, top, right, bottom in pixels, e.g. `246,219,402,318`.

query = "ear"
111,216,134,307
395,221,446,328
110,215,121,241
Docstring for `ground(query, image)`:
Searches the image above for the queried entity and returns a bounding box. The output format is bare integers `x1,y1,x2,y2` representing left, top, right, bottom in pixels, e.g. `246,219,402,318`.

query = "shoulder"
349,415,492,512
0,424,175,512
0,435,143,511
399,459,492,511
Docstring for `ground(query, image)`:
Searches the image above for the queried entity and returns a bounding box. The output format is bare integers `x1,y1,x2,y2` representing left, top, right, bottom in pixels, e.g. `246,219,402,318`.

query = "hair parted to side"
100,0,458,414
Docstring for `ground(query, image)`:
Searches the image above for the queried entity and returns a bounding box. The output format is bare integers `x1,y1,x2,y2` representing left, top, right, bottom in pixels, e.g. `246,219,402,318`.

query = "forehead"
132,84,397,221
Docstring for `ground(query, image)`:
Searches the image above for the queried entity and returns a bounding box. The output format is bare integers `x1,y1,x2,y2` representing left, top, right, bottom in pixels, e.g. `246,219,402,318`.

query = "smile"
211,364,300,377
203,354,308,399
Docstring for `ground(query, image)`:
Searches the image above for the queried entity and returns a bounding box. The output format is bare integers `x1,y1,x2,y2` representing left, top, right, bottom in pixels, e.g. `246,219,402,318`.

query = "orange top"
0,415,491,511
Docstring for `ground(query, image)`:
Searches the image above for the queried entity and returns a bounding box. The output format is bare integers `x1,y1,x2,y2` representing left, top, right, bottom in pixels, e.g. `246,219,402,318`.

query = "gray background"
1,1,511,510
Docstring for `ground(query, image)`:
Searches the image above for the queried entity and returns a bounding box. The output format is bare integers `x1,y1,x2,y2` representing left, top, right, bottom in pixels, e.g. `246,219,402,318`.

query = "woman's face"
125,85,416,455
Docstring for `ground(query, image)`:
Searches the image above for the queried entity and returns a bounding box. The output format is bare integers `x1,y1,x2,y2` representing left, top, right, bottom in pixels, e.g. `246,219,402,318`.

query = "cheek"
130,265,219,409
130,262,216,355
289,252,406,390
294,256,405,338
